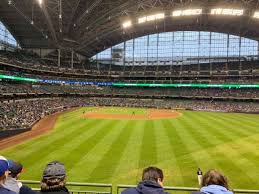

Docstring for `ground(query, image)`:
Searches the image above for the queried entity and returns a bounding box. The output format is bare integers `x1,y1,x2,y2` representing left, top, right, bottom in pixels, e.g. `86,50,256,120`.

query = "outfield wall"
0,128,30,140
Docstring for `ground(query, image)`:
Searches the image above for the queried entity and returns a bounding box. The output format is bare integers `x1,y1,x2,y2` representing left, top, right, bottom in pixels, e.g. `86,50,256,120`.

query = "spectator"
192,169,233,194
2,160,35,194
0,156,16,194
38,161,68,194
121,166,168,194
2,160,21,193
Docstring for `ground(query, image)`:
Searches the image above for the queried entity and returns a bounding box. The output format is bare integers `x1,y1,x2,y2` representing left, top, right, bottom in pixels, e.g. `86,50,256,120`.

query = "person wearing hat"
2,160,22,194
38,161,69,194
2,160,35,194
0,156,16,194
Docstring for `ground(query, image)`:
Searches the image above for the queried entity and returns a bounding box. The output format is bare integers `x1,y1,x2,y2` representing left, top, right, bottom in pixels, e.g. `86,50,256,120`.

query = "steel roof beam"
41,1,58,45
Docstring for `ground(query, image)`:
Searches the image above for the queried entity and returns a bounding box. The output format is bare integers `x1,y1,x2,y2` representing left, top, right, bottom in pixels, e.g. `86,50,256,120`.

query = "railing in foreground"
21,180,259,194
21,180,112,194
117,185,259,194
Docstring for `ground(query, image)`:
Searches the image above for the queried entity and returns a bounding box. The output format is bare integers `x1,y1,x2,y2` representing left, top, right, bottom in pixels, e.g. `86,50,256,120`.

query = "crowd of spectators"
0,50,89,75
0,83,38,94
0,50,52,71
0,98,66,130
85,97,259,113
2,65,259,86
1,49,259,77
109,87,259,99
0,97,258,131
1,82,259,99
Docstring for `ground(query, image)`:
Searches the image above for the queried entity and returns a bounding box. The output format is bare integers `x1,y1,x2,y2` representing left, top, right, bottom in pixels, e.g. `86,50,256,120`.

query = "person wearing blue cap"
2,160,21,194
0,156,16,194
2,160,35,194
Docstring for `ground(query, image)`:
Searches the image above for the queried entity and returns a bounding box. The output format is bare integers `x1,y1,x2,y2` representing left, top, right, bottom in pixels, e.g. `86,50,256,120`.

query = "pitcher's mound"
83,108,182,120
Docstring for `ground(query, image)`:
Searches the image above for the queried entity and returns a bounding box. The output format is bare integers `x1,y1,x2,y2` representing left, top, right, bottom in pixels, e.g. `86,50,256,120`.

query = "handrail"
69,191,110,194
116,184,259,194
21,180,112,187
116,184,199,193
21,180,113,194
31,188,111,194
21,181,259,194
233,189,259,194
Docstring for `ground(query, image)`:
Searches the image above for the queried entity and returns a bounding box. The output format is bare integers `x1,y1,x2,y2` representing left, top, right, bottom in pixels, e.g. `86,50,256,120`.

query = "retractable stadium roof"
1,0,259,58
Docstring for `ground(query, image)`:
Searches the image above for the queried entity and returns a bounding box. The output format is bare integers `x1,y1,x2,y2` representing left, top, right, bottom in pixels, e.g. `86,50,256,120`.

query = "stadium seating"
1,50,259,83
1,81,258,99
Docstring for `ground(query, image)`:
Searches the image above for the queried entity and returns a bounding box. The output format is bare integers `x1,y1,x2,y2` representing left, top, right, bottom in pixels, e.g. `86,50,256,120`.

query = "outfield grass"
2,107,259,189
100,107,147,115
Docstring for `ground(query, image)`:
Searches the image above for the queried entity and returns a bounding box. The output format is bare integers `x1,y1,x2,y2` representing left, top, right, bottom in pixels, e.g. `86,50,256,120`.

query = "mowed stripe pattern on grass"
2,108,259,189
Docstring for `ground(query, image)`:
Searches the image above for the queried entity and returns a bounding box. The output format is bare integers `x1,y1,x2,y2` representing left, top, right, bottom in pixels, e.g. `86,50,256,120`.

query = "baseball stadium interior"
0,0,259,194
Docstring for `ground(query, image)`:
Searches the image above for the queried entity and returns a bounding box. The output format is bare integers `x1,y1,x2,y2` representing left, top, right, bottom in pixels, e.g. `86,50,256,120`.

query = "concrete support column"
71,50,74,69
58,49,61,67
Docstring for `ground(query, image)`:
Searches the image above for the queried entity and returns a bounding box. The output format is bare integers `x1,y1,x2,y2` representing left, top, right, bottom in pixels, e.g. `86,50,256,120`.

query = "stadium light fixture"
211,8,243,16
138,16,147,24
138,13,165,24
253,11,259,19
37,0,43,5
172,10,182,17
122,20,132,28
172,9,202,17
147,15,156,21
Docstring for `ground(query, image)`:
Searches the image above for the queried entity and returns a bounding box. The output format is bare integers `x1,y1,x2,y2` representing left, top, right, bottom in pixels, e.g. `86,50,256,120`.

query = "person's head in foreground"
8,160,23,179
2,160,24,193
121,166,168,194
0,156,9,184
40,161,68,193
6,160,36,194
198,169,233,194
142,166,164,187
0,156,16,194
